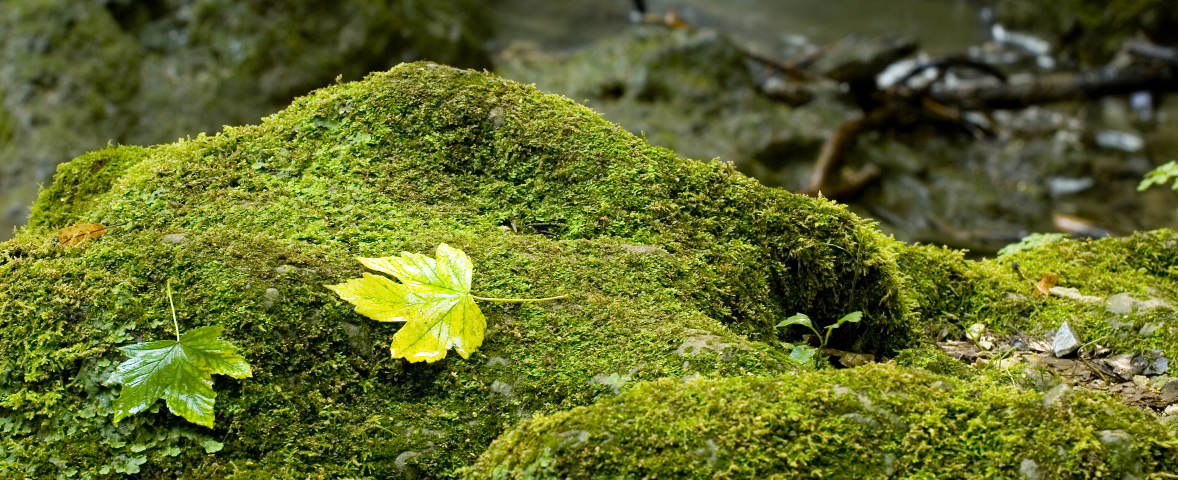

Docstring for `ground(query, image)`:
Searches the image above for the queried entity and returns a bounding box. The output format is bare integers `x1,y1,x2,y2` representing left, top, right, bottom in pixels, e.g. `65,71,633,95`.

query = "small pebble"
1052,322,1079,357
262,287,280,308
161,233,189,244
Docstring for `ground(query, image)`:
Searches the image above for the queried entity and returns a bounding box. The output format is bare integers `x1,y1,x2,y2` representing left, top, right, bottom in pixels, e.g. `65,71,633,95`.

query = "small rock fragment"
161,233,189,244
1097,430,1137,464
490,380,513,397
1105,292,1173,314
1019,459,1041,480
262,287,280,309
1048,287,1102,304
618,243,668,256
1139,322,1162,337
1052,322,1080,358
1103,354,1145,380
1042,384,1070,408
1145,356,1169,376
1105,293,1138,315
1162,381,1178,405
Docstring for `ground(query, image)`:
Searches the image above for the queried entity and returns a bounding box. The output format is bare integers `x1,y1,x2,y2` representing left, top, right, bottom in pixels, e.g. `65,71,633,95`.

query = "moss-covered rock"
469,363,1178,479
1,62,913,478
898,231,1178,360
0,0,491,236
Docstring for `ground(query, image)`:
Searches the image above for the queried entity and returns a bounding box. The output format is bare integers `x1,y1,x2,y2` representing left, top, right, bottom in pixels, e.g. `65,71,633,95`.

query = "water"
489,0,985,55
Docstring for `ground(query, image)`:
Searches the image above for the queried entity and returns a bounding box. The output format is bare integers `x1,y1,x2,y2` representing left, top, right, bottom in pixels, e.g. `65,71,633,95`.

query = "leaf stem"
166,279,180,340
471,294,569,303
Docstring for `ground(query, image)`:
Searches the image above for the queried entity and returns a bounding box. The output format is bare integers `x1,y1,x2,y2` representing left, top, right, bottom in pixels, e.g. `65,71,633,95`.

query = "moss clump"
470,363,1178,479
1,62,910,477
0,0,491,235
969,230,1178,359
894,231,1178,360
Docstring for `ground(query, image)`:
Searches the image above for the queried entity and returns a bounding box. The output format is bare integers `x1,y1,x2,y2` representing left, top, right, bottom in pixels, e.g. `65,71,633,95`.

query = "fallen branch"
930,63,1178,110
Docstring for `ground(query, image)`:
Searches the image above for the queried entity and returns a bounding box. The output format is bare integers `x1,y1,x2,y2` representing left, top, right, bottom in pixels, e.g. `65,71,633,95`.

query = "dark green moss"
2,62,911,478
469,363,1178,479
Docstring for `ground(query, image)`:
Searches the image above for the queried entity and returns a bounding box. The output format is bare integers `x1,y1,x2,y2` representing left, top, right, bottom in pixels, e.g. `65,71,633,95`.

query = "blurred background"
3,0,1177,254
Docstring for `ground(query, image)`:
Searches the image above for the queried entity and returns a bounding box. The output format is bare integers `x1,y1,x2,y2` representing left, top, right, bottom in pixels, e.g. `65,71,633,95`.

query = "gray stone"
1103,354,1145,380
394,451,421,470
1145,356,1169,376
1019,459,1041,480
590,373,632,393
1162,381,1178,405
619,243,668,256
490,380,513,397
161,233,189,244
1052,322,1080,357
262,287,280,309
1042,384,1071,408
1105,292,1173,314
1097,430,1139,471
1049,287,1102,304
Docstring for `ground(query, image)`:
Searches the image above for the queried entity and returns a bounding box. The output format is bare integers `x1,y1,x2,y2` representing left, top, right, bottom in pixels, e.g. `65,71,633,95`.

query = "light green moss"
469,363,1178,479
970,231,1178,359
1,62,911,478
894,231,1178,359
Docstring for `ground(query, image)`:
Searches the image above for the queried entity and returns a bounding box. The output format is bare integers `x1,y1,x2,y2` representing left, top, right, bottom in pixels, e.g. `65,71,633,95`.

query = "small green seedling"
775,311,862,368
1139,160,1178,192
327,243,566,363
111,281,252,428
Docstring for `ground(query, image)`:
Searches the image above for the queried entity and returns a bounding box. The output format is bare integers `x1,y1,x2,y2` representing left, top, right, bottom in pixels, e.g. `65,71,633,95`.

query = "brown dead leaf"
56,223,107,247
1034,272,1059,297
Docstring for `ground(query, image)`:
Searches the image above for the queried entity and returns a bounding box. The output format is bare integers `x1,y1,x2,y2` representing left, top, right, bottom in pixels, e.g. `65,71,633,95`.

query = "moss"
0,0,492,236
893,231,1178,359
890,345,976,379
28,146,152,229
893,243,973,337
1,62,912,478
469,363,1177,479
967,230,1178,359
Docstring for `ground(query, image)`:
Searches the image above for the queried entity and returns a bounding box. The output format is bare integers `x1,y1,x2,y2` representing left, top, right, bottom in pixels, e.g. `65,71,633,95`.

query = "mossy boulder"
1,62,913,478
470,363,1178,479
898,231,1178,360
0,0,491,236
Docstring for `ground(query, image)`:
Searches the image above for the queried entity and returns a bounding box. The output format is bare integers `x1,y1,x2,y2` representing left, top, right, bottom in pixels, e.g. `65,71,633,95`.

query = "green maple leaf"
327,243,565,363
111,284,251,428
